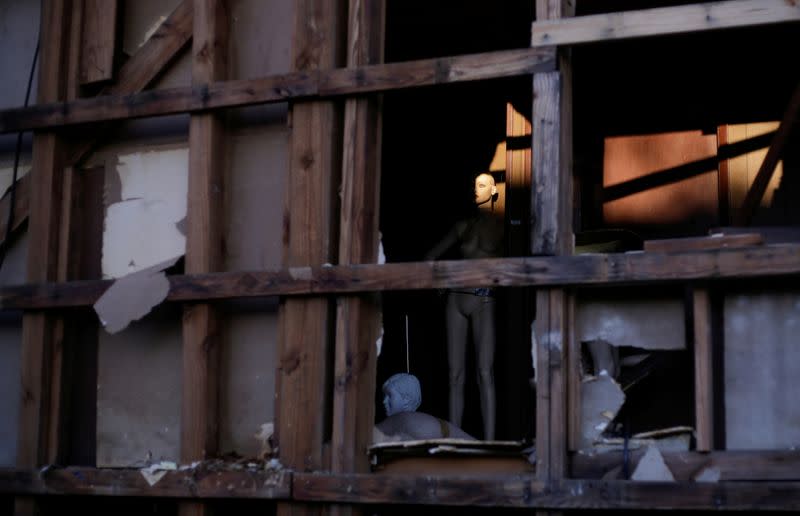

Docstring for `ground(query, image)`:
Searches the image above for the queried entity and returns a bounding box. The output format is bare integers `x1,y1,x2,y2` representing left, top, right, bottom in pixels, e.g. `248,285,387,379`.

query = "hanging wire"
0,35,40,270
405,314,410,373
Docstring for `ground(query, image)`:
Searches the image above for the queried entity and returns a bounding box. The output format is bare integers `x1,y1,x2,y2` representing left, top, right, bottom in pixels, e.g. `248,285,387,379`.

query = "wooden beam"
79,0,119,85
276,3,345,516
3,243,800,310
69,0,193,166
0,47,555,135
180,4,227,516
692,287,714,452
531,0,800,47
16,1,73,514
331,0,384,492
294,473,800,510
0,466,291,499
736,80,800,225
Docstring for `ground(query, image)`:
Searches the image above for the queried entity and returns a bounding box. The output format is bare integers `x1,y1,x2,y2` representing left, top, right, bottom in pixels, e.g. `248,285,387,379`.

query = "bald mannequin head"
474,173,497,206
382,373,421,416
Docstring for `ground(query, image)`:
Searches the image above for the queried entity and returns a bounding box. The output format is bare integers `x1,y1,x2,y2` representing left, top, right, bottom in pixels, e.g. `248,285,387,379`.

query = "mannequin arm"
424,222,464,261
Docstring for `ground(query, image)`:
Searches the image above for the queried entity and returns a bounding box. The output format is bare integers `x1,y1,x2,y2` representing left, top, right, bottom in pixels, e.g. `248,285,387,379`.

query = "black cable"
0,36,40,270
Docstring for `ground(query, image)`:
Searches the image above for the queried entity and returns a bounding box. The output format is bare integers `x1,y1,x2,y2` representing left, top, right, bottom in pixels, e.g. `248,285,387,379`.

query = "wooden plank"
0,47,556,135
692,287,714,452
293,473,800,510
277,3,345,516
572,449,800,481
0,466,290,499
70,0,193,166
644,233,763,253
531,0,800,47
180,5,227,516
736,80,800,225
79,0,119,85
4,243,800,310
331,0,384,489
16,2,73,514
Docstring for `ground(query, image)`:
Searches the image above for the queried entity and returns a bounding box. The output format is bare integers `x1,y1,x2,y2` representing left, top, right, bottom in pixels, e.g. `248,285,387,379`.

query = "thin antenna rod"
405,314,410,373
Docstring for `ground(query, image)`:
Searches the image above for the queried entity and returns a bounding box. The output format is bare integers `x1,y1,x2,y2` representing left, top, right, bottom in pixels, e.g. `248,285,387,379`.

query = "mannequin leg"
446,294,468,426
472,297,496,440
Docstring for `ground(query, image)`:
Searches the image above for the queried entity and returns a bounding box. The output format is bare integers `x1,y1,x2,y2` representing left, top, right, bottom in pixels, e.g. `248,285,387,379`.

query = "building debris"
580,371,625,449
631,445,675,482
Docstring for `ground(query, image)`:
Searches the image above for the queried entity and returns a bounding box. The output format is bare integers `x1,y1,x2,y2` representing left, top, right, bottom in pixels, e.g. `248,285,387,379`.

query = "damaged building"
1,0,799,514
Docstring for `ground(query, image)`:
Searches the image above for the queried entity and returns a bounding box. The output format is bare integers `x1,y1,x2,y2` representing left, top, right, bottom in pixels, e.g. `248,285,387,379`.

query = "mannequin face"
383,384,406,416
474,174,497,205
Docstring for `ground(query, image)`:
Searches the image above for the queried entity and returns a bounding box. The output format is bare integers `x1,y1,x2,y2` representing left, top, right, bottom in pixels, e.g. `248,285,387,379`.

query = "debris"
580,372,625,449
694,466,721,483
139,460,177,486
631,445,675,482
93,255,180,333
254,422,275,457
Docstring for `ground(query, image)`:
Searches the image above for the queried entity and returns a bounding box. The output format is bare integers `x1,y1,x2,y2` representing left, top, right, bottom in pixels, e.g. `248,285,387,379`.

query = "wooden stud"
180,3,228,516
277,2,345,516
692,287,714,452
79,0,119,85
331,0,385,489
531,0,800,48
0,47,556,135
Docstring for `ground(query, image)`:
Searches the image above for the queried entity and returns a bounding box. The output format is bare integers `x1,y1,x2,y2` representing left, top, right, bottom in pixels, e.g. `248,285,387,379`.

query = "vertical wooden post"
533,0,574,496
79,0,120,85
277,1,345,515
331,0,384,488
693,287,714,452
16,1,74,514
181,1,227,516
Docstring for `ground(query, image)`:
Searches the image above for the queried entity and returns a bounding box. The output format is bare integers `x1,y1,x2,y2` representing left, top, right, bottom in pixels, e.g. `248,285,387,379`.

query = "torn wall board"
631,445,675,482
94,256,180,334
102,148,188,279
577,297,685,350
580,372,625,449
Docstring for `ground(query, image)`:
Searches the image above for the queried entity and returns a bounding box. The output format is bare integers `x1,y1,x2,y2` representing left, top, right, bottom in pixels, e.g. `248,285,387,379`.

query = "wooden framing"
531,0,800,47
79,0,119,85
2,0,800,513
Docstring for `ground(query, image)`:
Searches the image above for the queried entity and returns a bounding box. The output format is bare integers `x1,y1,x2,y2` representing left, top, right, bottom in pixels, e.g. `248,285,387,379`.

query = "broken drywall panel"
580,372,625,449
725,291,800,449
97,304,181,467
94,255,180,334
122,0,182,56
225,128,287,271
230,0,292,79
631,445,675,482
220,311,278,458
577,296,685,350
694,466,721,483
102,148,188,279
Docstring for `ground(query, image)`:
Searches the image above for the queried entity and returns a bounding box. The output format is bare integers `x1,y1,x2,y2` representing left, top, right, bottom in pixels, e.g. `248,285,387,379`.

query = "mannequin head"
382,373,421,416
474,173,497,206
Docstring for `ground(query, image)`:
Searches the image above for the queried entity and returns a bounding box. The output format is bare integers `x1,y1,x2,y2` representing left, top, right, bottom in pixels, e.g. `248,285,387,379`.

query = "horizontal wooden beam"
0,47,554,134
531,0,800,47
0,466,290,499
0,243,798,310
2,466,799,509
294,473,800,510
572,450,800,482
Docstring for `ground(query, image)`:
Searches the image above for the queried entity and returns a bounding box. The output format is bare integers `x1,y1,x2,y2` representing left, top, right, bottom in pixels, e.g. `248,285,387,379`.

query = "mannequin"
375,373,475,441
424,173,504,440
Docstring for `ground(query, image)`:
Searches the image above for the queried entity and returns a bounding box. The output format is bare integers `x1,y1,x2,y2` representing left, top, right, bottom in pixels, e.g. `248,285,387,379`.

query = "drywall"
725,290,800,449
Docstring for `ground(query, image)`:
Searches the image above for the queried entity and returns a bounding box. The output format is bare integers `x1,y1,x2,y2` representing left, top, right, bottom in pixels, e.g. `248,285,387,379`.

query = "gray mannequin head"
382,373,421,416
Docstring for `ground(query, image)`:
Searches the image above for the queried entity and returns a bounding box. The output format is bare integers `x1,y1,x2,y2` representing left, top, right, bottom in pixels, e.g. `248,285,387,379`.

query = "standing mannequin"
425,173,504,440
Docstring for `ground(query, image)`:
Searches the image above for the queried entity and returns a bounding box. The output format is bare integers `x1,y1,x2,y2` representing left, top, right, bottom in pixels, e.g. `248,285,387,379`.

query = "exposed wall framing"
1,0,799,514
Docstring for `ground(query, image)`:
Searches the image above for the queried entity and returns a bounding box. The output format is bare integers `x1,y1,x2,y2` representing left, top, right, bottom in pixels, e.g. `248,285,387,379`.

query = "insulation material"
631,445,675,482
580,372,625,449
577,297,685,350
725,291,800,449
102,148,188,279
94,256,180,334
